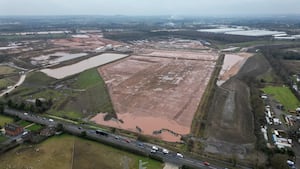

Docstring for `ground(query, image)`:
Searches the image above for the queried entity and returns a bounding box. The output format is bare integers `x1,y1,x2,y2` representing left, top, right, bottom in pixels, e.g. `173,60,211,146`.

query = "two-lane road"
3,108,250,169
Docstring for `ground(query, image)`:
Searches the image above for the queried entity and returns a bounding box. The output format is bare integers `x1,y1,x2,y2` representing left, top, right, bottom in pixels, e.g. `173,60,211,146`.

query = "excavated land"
205,54,271,159
93,50,218,142
217,52,252,86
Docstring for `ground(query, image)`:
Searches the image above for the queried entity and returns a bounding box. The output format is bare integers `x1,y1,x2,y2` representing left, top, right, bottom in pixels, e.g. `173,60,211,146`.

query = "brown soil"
93,50,217,142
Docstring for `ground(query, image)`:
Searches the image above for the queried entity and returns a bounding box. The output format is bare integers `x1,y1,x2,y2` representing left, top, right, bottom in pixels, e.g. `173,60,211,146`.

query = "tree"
35,99,42,107
56,123,64,131
0,102,4,114
80,131,87,137
7,99,13,108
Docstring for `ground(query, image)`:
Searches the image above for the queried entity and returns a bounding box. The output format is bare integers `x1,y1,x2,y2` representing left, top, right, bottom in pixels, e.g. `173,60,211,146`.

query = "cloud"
0,0,299,16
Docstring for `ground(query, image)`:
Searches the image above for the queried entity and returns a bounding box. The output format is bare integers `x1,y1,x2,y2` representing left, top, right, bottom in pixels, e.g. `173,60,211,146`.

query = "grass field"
262,86,300,110
73,137,163,169
0,65,17,74
0,135,73,169
25,71,56,86
17,120,32,127
0,134,163,169
61,68,114,116
26,124,43,131
0,114,14,126
6,68,114,120
0,65,18,89
72,68,102,89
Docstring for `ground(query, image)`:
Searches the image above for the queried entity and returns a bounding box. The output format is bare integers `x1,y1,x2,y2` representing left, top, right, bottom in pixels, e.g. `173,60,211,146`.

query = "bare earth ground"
205,54,270,162
163,163,179,169
50,34,124,51
92,50,217,142
217,52,252,86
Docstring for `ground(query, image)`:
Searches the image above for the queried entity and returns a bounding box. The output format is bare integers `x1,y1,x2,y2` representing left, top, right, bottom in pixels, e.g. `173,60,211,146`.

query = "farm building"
4,123,24,136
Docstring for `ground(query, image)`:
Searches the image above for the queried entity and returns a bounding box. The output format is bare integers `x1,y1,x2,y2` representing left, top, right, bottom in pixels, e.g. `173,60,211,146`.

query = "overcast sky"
0,0,300,16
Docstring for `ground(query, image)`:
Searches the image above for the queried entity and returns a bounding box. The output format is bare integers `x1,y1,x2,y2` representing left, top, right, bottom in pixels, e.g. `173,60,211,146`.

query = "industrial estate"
0,15,300,169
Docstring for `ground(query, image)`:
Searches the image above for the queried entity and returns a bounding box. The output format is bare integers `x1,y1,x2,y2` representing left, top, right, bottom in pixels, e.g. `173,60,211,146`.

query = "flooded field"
95,51,217,142
217,52,252,86
41,53,128,79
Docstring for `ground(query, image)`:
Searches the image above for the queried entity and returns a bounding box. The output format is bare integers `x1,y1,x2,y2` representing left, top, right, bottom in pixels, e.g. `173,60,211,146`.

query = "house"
4,123,24,136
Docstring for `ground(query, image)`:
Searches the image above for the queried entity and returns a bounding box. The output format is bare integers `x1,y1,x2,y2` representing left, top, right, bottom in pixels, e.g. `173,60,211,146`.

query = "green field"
0,135,163,169
262,86,300,110
9,68,114,119
60,68,114,117
26,124,43,131
0,114,14,126
0,65,18,89
17,120,32,127
72,68,102,89
25,71,56,86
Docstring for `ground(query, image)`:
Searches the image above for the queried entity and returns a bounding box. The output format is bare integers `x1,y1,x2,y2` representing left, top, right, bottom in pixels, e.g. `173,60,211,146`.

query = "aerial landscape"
0,0,300,169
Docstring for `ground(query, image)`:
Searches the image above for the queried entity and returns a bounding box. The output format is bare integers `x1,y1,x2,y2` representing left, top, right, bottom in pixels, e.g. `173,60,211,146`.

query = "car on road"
49,119,54,122
114,136,120,139
24,113,28,116
152,146,159,151
176,153,184,158
124,139,131,143
162,149,169,154
137,142,144,147
150,149,156,153
203,161,210,166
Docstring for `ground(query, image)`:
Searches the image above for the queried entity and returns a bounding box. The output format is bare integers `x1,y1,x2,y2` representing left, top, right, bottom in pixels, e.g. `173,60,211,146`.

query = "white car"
176,153,184,158
49,119,54,122
24,113,28,116
152,146,159,151
162,149,169,154
150,149,156,153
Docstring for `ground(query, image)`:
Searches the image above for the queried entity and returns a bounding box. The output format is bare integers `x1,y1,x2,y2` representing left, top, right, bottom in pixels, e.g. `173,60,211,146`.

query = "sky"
0,0,300,16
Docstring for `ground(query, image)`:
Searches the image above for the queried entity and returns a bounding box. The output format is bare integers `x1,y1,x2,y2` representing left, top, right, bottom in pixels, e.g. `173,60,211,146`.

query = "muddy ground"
95,50,217,142
205,54,271,160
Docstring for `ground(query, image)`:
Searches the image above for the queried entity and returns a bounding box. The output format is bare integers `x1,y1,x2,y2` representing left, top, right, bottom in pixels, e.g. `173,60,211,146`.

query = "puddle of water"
91,113,187,142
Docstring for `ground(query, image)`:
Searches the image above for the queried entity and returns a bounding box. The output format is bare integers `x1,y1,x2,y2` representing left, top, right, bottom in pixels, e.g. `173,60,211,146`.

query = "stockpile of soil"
205,54,271,157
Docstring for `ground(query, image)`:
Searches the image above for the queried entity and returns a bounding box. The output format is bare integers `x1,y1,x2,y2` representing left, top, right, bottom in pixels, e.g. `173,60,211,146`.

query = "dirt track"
94,50,217,142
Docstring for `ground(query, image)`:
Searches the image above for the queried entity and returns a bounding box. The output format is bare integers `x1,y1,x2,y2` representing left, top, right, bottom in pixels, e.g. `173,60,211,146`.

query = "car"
162,149,169,154
78,127,82,130
150,149,156,153
24,113,28,116
125,139,130,143
176,153,183,158
203,161,210,166
114,136,120,139
49,119,54,122
152,146,159,151
137,142,144,147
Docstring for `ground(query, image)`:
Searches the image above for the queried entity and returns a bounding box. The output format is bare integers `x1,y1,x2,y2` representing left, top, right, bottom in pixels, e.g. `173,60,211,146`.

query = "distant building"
4,123,24,136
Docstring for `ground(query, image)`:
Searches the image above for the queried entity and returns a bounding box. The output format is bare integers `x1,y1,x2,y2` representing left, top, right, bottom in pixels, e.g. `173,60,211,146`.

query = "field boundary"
191,53,225,137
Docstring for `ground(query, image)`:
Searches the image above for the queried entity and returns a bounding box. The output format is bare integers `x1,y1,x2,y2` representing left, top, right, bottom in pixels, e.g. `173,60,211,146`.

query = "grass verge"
0,114,14,126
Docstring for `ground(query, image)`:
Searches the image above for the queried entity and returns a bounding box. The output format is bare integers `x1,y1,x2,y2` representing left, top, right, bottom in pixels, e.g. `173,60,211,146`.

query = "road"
0,74,26,97
3,108,252,169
